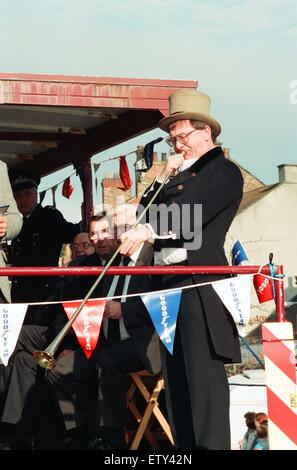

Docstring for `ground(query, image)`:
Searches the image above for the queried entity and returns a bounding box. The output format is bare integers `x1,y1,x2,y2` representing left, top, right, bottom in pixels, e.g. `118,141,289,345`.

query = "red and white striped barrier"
262,322,297,449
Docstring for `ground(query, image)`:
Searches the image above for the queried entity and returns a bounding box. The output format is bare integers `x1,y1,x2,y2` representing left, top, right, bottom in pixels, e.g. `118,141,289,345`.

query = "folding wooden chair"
126,370,174,450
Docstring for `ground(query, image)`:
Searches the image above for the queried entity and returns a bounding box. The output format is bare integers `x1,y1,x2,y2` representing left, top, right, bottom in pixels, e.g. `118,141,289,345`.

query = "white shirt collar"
181,157,199,172
129,243,144,264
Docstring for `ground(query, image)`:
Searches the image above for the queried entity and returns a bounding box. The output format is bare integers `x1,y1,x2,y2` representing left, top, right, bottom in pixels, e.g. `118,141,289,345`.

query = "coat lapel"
135,242,153,266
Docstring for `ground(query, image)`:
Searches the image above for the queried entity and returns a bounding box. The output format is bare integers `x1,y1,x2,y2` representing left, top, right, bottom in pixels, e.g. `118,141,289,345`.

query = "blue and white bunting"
212,275,252,329
232,240,249,265
0,304,28,366
141,290,182,354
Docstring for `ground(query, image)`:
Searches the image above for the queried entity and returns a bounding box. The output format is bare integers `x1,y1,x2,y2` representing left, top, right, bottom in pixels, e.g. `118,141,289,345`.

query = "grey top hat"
159,89,221,137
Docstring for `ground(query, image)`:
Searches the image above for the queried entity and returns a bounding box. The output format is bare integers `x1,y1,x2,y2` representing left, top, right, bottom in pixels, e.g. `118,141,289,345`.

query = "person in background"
239,411,256,450
71,232,95,260
8,168,81,323
120,89,244,449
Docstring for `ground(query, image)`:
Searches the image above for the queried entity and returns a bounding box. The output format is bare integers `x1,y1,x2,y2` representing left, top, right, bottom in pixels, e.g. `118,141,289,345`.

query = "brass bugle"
34,166,176,369
34,244,122,369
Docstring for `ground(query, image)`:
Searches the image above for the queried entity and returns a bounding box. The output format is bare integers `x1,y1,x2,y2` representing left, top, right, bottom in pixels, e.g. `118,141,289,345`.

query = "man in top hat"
8,168,81,322
120,89,244,449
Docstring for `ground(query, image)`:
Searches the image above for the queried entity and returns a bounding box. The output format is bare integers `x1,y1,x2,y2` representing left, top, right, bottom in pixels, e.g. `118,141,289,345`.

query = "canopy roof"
0,73,197,176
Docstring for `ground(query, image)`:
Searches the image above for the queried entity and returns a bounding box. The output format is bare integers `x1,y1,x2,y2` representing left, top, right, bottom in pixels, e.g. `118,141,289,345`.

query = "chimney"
161,152,167,161
278,164,297,183
153,151,158,162
223,147,230,159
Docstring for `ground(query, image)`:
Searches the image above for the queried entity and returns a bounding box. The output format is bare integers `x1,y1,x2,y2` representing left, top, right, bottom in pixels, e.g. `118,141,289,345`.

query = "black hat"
9,168,40,191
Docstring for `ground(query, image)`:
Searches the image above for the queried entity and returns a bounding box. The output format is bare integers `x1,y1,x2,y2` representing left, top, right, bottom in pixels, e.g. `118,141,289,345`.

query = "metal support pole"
82,158,93,230
275,265,285,322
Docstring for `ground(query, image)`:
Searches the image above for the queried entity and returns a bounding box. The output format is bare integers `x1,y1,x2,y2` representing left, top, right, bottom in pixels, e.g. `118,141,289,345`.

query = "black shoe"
10,435,36,450
62,425,102,450
0,423,17,450
88,437,126,450
62,436,82,450
0,439,11,450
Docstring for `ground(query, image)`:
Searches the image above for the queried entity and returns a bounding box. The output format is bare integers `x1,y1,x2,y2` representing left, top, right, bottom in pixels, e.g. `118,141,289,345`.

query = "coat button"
191,172,197,176
177,184,183,190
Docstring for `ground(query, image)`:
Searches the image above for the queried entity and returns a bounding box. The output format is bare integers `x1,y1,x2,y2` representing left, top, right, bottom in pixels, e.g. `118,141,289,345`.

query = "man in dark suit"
120,89,244,449
47,208,161,449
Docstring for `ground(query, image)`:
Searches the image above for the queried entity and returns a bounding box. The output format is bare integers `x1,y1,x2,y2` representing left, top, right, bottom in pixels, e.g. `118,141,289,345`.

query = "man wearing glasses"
121,89,244,449
70,233,95,260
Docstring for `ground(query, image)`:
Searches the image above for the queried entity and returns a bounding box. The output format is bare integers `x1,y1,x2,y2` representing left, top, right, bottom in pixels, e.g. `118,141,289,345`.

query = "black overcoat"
140,146,244,363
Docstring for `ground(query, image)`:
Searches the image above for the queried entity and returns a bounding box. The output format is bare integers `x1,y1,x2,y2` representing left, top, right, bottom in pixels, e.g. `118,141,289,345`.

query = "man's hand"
120,225,150,256
104,301,122,320
157,153,184,182
0,216,8,238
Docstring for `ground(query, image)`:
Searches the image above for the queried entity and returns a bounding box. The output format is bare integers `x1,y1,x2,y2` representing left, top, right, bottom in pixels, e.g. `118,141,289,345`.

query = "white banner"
212,275,252,327
0,304,28,366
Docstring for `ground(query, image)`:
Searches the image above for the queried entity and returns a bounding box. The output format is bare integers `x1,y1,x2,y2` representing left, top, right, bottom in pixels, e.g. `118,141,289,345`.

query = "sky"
0,0,296,221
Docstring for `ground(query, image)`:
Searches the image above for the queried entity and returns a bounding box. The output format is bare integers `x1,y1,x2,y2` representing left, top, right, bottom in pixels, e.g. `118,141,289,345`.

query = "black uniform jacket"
139,147,244,363
11,204,80,303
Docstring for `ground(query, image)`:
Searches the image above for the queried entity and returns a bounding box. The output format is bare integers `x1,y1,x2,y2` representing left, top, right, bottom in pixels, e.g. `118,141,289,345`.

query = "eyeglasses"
165,129,198,148
71,242,93,250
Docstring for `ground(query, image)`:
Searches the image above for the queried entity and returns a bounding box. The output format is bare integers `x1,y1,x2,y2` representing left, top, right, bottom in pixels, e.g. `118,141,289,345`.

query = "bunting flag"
63,299,106,358
62,177,74,199
93,163,101,174
141,290,182,354
212,275,252,327
253,274,274,303
135,159,148,171
119,156,132,190
51,185,58,208
232,240,249,265
75,164,85,195
142,137,163,171
39,190,47,205
0,304,28,366
135,145,144,161
35,135,164,203
135,145,145,172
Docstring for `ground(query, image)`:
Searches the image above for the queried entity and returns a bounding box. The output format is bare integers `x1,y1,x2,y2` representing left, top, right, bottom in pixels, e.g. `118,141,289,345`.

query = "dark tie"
107,257,130,342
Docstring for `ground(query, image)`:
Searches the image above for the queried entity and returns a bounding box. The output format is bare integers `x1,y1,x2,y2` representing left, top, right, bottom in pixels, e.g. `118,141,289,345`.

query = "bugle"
34,167,176,369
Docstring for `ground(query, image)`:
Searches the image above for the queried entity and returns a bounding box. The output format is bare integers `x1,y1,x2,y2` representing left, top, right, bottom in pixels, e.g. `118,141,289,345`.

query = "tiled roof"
237,184,278,214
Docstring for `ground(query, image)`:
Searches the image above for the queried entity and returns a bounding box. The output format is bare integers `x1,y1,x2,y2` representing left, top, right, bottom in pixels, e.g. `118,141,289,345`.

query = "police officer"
9,169,81,324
